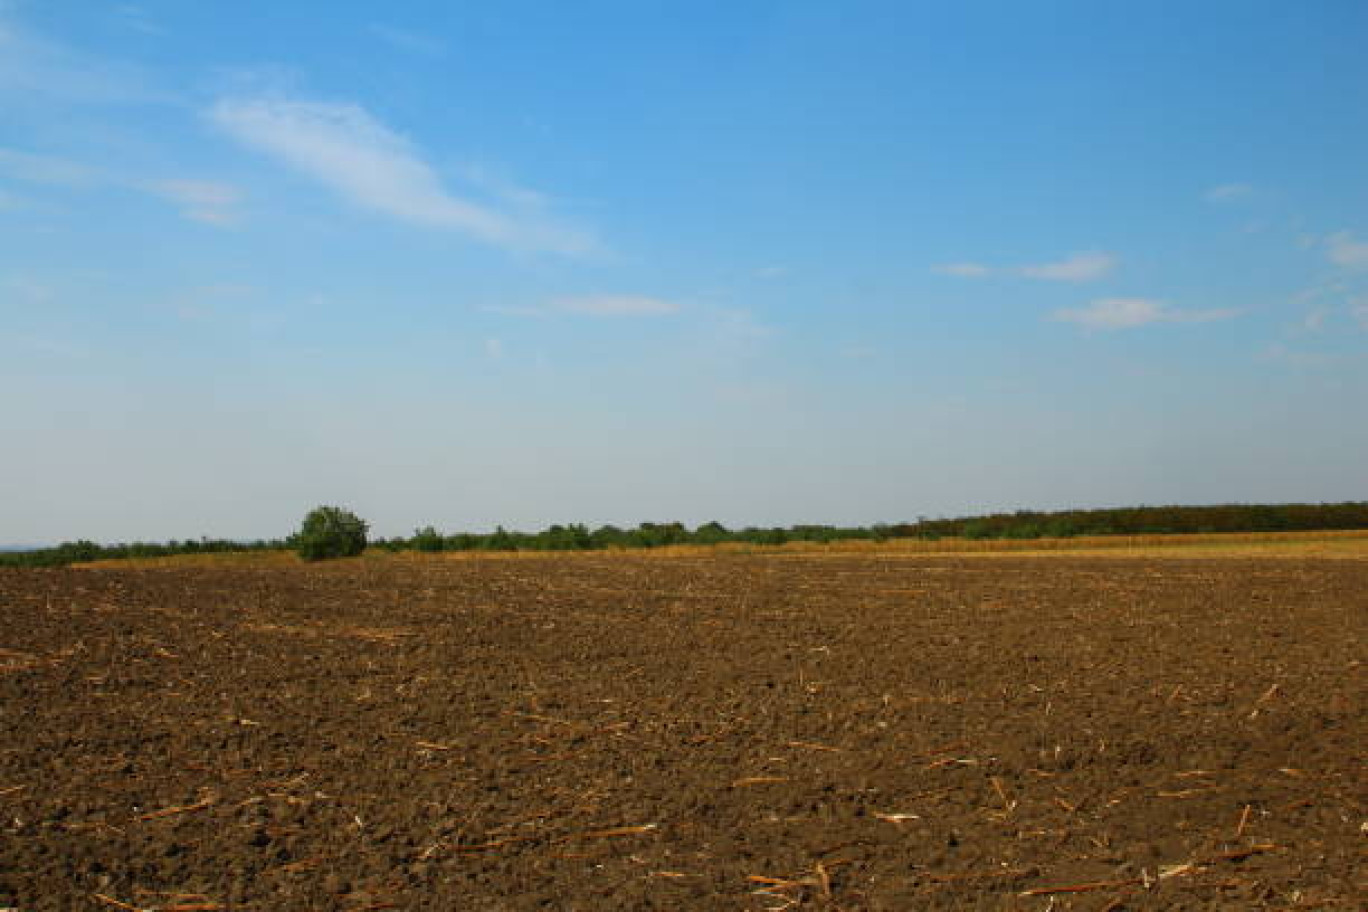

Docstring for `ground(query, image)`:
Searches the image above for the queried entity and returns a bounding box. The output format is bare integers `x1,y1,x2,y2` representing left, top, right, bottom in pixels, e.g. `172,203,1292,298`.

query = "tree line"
3,501,1366,567
893,501,1368,540
0,537,284,568
377,520,889,555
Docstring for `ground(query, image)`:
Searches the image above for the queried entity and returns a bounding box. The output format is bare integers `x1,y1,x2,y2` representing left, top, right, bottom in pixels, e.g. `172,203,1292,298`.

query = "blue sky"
3,0,1367,543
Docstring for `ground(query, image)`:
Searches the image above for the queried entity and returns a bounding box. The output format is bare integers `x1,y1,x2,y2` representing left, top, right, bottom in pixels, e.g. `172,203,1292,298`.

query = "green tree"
693,521,730,545
411,526,445,552
294,506,369,561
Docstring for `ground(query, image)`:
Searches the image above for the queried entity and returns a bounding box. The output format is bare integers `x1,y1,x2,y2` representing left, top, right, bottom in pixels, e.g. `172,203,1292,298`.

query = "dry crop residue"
0,554,1364,910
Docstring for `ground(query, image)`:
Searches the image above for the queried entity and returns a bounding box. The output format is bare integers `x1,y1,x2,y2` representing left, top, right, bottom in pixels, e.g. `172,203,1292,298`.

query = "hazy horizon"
4,1,1367,544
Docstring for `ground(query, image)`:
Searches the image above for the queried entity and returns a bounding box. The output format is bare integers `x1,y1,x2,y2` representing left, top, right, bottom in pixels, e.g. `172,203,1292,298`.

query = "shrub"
294,506,368,561
411,526,445,553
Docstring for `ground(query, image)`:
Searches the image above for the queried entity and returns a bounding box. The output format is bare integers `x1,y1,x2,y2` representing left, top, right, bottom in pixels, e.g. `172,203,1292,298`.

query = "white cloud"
754,265,789,279
1159,305,1241,325
142,179,241,225
454,163,550,210
116,5,166,36
1052,298,1237,330
0,147,96,186
491,296,678,317
717,308,773,341
481,303,546,318
551,295,678,316
932,262,991,278
1292,280,1348,306
1293,281,1368,332
1054,298,1162,329
1351,299,1368,331
4,276,57,306
1019,251,1117,282
10,333,87,359
484,338,504,359
210,97,596,255
1205,183,1253,202
1325,231,1368,270
1262,343,1336,368
0,147,241,225
933,251,1117,282
0,9,166,105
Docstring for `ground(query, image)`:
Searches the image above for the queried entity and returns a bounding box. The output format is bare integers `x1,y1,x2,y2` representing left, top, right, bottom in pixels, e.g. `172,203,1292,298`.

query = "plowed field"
1,553,1364,910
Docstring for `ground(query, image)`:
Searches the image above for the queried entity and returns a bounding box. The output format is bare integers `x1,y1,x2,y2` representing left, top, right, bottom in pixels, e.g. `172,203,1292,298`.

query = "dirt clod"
1,553,1364,909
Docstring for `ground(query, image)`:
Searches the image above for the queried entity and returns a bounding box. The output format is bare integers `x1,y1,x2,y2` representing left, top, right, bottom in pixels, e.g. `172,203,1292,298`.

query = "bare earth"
1,550,1364,910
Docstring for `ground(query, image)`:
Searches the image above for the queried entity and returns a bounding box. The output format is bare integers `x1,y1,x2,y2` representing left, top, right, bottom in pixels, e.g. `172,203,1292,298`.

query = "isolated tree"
294,506,368,561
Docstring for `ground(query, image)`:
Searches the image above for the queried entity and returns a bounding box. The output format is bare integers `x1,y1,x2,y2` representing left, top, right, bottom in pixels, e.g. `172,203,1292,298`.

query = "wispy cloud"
1292,280,1349,307
551,295,678,316
1325,231,1368,270
488,295,679,318
1018,251,1117,282
0,147,241,225
481,304,545,318
0,8,167,105
932,262,991,278
3,276,57,307
210,97,597,255
10,332,88,359
716,308,773,341
933,251,1117,282
0,147,96,186
1262,343,1337,368
369,23,444,56
140,179,241,225
1054,298,1163,329
1205,182,1253,202
754,265,789,279
455,163,550,210
1351,299,1368,331
116,5,166,36
1052,298,1237,330
1291,280,1368,333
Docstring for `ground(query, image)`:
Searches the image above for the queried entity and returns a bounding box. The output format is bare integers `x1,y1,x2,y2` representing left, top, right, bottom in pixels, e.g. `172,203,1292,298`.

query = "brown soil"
1,553,1364,910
